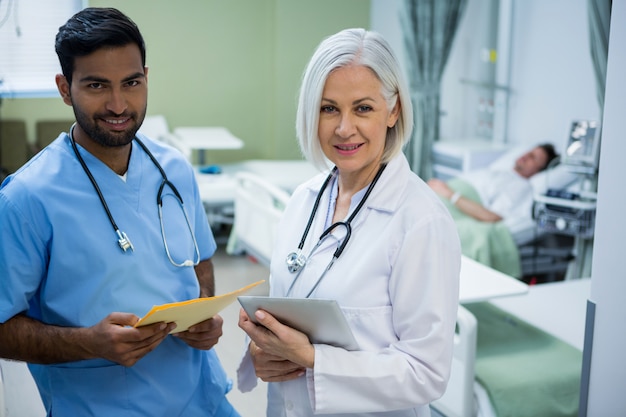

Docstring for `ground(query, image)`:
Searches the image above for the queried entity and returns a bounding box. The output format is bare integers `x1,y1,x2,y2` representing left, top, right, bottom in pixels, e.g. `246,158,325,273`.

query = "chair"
35,119,74,152
0,119,29,175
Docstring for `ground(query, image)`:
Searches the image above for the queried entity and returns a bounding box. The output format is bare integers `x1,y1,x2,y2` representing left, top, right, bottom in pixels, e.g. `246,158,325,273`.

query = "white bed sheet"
489,278,589,350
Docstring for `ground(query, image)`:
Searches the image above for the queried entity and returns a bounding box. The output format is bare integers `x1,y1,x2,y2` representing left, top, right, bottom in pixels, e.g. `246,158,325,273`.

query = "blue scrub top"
0,132,231,416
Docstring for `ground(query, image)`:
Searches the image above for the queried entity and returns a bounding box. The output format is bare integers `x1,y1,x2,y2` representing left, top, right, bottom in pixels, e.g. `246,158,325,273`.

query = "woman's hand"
248,340,305,382
238,308,315,379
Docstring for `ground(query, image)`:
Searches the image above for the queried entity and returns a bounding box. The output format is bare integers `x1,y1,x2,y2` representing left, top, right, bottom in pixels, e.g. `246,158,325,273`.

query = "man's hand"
0,312,175,366
174,314,224,350
87,312,176,367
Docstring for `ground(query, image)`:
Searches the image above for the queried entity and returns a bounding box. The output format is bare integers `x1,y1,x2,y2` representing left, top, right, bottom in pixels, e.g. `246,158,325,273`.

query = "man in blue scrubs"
0,7,239,416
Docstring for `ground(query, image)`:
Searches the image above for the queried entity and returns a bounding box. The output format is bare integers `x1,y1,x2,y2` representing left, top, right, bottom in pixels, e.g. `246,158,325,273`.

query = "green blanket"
465,302,582,417
442,178,521,278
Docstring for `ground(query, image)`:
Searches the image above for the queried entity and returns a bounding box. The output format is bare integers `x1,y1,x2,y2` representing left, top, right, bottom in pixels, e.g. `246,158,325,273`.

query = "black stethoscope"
69,124,200,267
285,163,386,297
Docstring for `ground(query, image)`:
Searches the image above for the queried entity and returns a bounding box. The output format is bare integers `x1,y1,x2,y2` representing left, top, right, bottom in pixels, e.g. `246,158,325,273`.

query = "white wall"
371,0,600,152
505,0,599,147
585,0,626,413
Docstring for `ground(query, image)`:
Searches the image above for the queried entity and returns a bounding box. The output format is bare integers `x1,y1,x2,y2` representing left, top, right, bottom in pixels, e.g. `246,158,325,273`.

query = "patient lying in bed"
428,144,558,278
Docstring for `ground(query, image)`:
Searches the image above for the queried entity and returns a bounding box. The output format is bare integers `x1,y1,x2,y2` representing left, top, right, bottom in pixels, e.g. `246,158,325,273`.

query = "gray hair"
295,28,414,170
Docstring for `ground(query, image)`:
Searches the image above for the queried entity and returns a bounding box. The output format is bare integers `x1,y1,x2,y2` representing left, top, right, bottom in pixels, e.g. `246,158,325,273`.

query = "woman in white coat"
237,28,461,417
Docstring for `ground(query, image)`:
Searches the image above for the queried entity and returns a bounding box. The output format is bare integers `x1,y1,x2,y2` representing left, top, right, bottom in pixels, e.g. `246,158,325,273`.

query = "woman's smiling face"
318,65,399,183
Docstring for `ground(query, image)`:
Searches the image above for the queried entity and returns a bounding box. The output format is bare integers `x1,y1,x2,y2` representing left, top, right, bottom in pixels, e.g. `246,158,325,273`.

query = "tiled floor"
212,245,270,417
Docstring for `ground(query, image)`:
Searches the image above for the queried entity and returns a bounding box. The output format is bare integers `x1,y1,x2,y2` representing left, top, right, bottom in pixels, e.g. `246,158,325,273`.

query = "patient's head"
514,143,558,178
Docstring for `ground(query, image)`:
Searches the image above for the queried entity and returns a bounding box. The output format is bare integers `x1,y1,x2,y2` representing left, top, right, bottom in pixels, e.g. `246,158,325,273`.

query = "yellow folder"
134,280,265,334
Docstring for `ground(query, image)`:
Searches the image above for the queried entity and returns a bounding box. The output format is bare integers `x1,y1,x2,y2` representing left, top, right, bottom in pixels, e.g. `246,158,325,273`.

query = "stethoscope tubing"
285,163,386,297
69,124,200,266
69,125,122,238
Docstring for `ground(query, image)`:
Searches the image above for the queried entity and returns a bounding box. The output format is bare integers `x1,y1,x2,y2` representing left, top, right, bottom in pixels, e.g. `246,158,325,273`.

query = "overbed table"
459,255,529,303
173,126,244,165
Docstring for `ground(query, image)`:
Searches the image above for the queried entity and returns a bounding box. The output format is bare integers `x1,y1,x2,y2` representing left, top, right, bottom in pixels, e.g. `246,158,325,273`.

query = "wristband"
450,191,461,205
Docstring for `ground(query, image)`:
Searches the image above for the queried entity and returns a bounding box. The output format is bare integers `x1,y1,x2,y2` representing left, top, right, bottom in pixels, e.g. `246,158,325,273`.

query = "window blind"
0,0,83,98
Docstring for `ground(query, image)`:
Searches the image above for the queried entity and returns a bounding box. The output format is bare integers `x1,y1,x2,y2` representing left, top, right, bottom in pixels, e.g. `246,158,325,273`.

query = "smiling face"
56,43,148,151
318,65,400,187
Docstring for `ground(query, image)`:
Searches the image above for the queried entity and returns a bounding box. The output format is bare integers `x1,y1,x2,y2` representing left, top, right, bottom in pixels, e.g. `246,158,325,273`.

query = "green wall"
1,0,370,164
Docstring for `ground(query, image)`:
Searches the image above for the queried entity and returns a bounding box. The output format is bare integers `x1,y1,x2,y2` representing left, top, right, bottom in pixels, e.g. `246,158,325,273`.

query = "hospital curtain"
587,0,612,112
400,0,467,179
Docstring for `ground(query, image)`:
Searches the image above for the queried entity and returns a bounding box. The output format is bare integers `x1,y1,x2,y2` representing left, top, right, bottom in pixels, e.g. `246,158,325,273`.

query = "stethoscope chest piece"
286,250,307,273
117,230,134,252
284,164,387,294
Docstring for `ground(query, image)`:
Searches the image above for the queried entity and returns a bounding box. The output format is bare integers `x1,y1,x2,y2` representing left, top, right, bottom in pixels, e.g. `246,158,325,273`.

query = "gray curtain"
587,0,612,112
401,0,467,179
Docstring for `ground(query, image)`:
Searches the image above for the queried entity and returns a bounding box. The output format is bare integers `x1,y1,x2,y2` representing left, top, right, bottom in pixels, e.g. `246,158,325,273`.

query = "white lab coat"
238,153,461,417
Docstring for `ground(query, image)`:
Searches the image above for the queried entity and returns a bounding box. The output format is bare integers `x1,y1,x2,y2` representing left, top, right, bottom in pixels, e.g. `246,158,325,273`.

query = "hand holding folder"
135,280,265,334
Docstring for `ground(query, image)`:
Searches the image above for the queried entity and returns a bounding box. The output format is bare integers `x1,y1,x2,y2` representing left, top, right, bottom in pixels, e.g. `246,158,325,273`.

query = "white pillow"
488,145,527,171
530,164,578,195
488,145,577,195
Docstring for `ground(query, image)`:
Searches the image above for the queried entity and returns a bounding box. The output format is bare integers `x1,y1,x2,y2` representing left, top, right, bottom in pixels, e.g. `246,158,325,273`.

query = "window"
0,0,84,98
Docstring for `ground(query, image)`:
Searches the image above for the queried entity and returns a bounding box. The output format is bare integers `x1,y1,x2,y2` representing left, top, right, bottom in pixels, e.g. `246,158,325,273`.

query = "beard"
72,105,146,148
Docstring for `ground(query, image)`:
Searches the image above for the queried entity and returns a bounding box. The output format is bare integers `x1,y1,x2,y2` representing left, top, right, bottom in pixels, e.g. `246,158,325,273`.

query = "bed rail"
432,305,477,417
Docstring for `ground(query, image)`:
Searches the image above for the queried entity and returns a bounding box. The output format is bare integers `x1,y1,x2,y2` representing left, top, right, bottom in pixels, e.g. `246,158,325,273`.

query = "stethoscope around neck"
284,163,386,297
68,124,200,267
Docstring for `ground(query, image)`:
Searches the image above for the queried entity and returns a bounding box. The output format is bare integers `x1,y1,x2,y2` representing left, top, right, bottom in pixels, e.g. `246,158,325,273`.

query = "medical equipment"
531,120,600,279
284,164,386,298
561,120,601,171
69,124,200,267
533,120,600,240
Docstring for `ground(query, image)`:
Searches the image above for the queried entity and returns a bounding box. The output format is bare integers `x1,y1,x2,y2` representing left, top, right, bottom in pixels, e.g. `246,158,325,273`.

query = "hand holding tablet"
238,296,359,350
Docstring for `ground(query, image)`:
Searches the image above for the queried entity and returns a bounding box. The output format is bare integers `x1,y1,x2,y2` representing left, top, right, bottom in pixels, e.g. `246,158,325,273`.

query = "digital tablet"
237,296,359,351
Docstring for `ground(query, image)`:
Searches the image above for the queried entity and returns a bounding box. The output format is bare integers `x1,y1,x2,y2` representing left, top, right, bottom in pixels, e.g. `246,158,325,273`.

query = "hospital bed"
498,147,580,280
195,159,319,233
445,145,579,281
432,278,589,417
229,171,292,265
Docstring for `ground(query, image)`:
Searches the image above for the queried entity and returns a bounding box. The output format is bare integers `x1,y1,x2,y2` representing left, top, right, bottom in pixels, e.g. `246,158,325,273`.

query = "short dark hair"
55,7,146,85
537,143,559,171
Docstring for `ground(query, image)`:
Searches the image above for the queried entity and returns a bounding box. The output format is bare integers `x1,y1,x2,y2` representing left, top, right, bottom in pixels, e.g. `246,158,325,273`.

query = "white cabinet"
432,139,510,180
